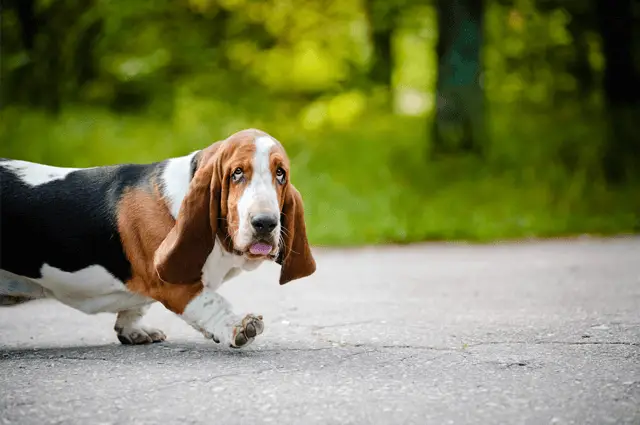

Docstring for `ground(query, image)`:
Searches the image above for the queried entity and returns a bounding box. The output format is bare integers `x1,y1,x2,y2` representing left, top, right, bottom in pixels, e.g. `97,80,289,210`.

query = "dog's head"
154,129,316,285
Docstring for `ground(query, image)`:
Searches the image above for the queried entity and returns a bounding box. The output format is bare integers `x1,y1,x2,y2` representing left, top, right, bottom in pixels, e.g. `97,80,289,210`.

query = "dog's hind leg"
0,295,37,306
114,305,167,345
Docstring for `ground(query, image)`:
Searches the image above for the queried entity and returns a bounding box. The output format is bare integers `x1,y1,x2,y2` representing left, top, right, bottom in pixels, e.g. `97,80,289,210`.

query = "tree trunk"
13,0,37,50
370,28,393,87
432,0,485,157
596,0,640,183
364,0,396,92
567,13,595,98
3,0,103,113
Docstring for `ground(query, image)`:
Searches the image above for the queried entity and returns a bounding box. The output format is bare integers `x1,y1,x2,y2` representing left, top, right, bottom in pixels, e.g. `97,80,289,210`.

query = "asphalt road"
1,237,639,425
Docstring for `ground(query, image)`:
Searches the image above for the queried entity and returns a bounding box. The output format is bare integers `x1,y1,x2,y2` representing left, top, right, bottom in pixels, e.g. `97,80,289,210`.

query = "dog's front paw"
116,325,166,345
230,314,264,348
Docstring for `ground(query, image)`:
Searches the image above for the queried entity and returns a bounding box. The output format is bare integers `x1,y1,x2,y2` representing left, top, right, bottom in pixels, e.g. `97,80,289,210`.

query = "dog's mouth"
244,241,277,260
249,242,272,256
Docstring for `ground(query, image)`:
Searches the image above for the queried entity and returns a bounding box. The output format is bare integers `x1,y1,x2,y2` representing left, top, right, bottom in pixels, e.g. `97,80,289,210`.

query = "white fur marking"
236,136,280,248
161,151,199,219
181,290,240,345
115,306,166,343
33,264,151,314
0,269,47,298
179,236,265,345
1,160,80,187
202,239,243,291
200,236,262,291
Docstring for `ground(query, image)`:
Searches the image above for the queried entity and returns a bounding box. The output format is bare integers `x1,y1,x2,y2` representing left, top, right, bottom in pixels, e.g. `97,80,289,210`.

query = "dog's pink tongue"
249,243,272,255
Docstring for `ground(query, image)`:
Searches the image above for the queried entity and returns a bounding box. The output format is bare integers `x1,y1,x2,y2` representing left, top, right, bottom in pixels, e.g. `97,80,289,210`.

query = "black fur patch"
0,160,162,283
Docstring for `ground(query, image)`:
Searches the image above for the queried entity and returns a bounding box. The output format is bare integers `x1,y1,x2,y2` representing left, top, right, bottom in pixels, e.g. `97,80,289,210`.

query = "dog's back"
0,158,157,290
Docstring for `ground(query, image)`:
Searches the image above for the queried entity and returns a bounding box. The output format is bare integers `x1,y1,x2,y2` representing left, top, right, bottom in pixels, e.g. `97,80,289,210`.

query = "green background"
1,0,639,246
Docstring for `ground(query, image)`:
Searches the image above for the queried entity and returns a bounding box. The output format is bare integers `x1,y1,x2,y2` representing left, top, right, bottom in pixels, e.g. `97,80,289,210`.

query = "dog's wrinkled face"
221,132,289,260
154,128,315,286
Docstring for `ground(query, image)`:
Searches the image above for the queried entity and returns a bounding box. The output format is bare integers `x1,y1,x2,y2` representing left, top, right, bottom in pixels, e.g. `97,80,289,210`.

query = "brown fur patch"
269,143,291,211
117,187,203,314
277,183,316,285
218,135,257,246
262,139,316,284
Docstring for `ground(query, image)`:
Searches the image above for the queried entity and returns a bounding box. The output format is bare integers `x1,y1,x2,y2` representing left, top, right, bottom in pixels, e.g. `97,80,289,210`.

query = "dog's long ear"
277,184,316,285
154,148,223,284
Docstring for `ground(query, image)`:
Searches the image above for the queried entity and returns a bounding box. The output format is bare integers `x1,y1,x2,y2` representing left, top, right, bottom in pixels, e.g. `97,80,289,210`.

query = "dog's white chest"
34,264,151,314
199,240,264,290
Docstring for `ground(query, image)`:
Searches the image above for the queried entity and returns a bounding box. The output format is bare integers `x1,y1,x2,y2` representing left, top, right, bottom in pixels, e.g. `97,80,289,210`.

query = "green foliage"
1,0,638,245
2,105,637,245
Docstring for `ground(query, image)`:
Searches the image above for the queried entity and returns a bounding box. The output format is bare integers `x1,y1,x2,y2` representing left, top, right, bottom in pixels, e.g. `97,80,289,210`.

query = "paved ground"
1,237,639,425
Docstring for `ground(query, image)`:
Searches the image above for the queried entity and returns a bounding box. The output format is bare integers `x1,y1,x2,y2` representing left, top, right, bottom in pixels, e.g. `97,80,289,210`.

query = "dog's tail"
0,270,48,306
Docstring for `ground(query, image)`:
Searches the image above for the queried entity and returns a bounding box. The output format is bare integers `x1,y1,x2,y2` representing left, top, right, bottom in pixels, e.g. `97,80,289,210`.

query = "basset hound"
0,128,316,348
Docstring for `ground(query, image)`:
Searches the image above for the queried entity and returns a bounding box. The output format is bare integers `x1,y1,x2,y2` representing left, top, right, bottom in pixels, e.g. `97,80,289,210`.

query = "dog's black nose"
251,214,278,234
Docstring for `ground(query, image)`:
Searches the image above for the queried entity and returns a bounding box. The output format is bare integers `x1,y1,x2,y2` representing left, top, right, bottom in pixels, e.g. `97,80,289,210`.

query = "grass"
1,105,638,246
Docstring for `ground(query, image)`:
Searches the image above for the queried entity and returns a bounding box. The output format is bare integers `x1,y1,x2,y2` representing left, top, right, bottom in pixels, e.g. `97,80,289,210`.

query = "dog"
0,128,316,348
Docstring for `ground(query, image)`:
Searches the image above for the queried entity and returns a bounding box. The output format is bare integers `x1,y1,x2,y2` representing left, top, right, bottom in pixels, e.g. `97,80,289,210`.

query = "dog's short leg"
181,290,264,349
114,305,167,345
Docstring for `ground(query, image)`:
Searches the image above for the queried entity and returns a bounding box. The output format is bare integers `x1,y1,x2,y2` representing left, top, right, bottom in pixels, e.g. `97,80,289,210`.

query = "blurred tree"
1,0,639,244
532,0,597,98
364,0,398,90
2,0,104,112
566,7,595,97
432,0,485,156
9,0,36,50
596,0,640,183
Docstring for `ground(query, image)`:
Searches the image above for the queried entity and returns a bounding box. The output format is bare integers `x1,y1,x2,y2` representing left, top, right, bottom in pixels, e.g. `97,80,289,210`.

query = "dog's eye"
276,167,286,184
232,167,244,182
